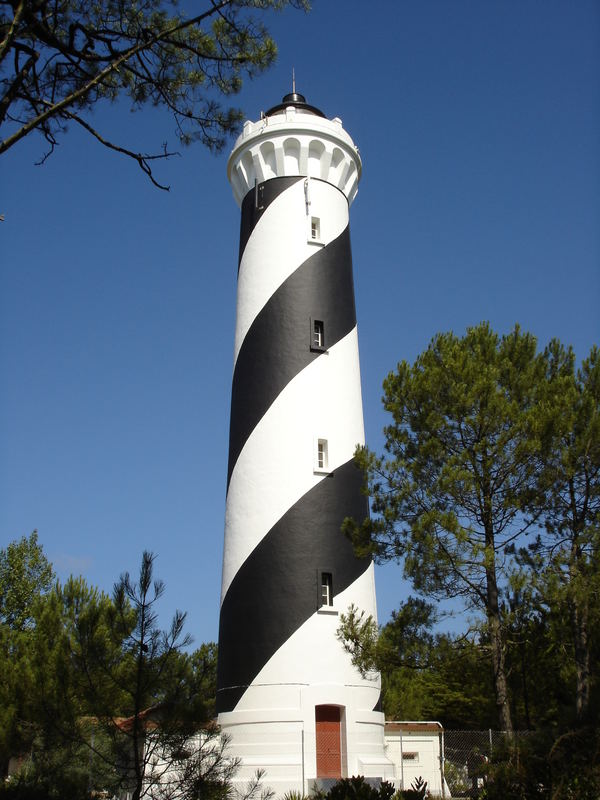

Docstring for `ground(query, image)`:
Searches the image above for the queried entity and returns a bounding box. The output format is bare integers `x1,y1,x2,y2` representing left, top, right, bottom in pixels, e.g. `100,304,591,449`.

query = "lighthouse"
217,92,393,794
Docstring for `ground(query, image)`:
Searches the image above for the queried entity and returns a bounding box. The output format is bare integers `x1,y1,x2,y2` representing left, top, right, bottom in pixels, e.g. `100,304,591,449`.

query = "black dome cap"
265,92,325,118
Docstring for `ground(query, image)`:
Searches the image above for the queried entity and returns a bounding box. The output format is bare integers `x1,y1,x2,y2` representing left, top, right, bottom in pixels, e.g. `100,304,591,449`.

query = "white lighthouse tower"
217,92,393,795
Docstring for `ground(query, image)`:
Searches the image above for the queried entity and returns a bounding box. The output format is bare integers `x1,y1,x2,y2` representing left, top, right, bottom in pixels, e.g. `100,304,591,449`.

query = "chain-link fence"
443,730,527,798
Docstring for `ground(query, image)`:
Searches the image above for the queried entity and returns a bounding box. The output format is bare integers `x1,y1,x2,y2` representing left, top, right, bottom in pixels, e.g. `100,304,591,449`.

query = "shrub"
319,776,397,800
398,775,428,800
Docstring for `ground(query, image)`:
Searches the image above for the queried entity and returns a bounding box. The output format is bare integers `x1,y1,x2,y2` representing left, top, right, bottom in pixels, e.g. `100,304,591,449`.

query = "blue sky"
1,0,598,647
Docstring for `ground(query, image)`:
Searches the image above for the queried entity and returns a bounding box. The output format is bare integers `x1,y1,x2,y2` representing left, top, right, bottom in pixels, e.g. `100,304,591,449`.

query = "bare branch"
0,0,27,65
0,0,242,155
61,108,178,190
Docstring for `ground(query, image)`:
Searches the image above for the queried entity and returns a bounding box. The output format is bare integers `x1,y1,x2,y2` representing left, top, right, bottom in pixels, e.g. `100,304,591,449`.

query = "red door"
315,705,342,778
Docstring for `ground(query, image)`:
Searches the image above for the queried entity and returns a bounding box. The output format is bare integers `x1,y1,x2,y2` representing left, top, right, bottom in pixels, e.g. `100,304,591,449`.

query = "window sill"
310,346,328,354
317,607,339,616
307,238,325,247
313,468,331,476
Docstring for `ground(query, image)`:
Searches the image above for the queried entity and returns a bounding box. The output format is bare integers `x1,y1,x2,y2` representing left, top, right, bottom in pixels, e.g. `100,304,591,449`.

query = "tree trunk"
519,639,532,730
484,523,513,733
487,602,513,733
569,482,591,721
572,593,590,720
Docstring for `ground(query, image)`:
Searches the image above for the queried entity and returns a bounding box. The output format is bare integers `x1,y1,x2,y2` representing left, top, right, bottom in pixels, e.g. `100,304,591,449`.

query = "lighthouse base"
218,687,394,797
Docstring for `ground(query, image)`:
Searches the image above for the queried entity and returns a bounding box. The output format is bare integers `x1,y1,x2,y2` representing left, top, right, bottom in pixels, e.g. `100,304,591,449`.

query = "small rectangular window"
320,572,333,607
316,438,328,471
311,217,320,240
313,320,324,349
317,441,325,469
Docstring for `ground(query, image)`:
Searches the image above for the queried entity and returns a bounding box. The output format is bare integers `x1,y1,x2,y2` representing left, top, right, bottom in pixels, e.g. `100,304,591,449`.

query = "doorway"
315,705,343,779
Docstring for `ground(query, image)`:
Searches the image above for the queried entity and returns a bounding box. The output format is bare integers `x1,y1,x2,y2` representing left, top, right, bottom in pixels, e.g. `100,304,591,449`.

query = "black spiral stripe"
219,176,373,715
238,176,303,271
216,458,370,713
227,226,356,488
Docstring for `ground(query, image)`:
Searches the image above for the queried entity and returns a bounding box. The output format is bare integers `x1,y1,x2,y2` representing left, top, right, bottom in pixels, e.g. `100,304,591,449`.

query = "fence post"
399,729,404,790
440,728,446,799
301,727,305,796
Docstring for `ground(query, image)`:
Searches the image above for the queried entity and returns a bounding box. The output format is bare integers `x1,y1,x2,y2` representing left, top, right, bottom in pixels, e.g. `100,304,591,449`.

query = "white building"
384,721,448,797
216,92,394,795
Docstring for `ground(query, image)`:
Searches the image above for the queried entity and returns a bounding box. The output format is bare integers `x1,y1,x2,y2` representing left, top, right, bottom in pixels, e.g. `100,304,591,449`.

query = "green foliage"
498,588,590,732
345,323,552,593
0,574,128,793
342,323,581,732
321,776,396,800
0,0,308,187
547,725,600,800
339,325,599,791
384,636,497,729
399,776,428,800
188,641,219,720
338,596,498,728
338,597,436,678
0,725,115,800
0,533,55,776
0,543,223,799
479,726,600,800
311,777,423,800
516,343,600,721
0,532,53,630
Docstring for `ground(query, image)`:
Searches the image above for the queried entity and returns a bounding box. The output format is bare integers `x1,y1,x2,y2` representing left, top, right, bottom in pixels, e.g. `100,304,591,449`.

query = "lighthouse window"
313,320,324,349
316,439,328,471
320,572,333,607
311,217,320,240
310,318,326,353
317,441,325,468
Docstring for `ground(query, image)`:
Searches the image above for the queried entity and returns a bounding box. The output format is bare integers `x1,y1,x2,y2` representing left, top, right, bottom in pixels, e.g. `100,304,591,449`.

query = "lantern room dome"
265,92,326,119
